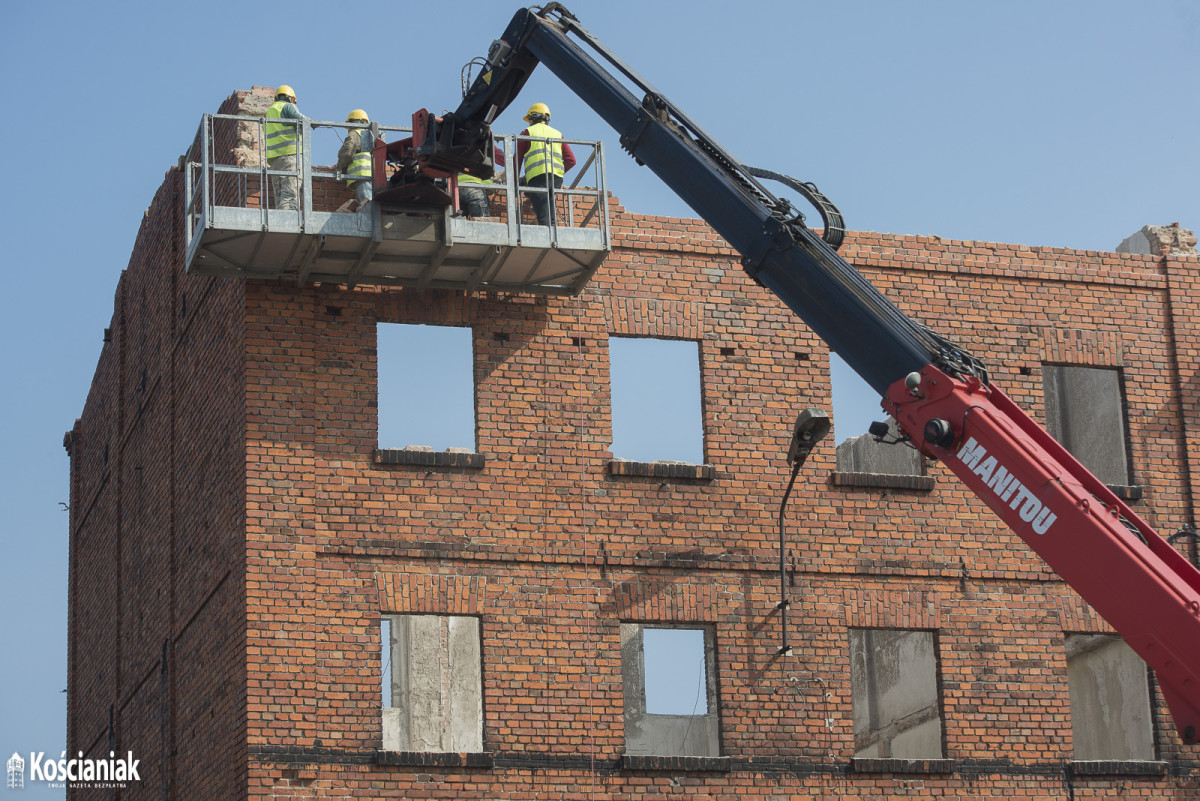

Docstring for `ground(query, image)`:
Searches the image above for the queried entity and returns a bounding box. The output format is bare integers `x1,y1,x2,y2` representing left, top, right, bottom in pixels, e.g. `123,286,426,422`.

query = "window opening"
380,617,392,708
643,627,708,715
831,352,920,475
830,352,879,444
621,623,719,756
377,323,475,451
609,337,703,464
1065,633,1154,760
849,628,943,759
1042,365,1131,486
381,614,483,753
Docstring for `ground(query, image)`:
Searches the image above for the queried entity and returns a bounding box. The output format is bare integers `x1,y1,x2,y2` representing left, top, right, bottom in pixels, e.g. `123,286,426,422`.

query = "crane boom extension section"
424,2,1200,742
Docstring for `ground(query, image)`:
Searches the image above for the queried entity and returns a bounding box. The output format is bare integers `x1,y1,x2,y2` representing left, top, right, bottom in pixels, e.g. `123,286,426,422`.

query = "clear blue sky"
2,1,1197,795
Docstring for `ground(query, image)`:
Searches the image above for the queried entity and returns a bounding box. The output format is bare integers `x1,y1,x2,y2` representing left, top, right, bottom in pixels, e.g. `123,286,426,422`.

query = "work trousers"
269,154,299,211
523,173,563,226
353,180,373,206
459,185,490,218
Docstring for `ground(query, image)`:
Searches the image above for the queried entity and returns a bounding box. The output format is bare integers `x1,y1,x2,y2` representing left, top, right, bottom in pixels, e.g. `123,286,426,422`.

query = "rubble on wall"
228,86,275,168
1116,222,1198,256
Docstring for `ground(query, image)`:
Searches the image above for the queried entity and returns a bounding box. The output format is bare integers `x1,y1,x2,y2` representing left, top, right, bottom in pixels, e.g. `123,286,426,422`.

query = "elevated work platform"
184,114,610,295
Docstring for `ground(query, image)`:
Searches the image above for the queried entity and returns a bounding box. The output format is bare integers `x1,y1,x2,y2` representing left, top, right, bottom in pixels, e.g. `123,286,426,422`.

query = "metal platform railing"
183,113,610,295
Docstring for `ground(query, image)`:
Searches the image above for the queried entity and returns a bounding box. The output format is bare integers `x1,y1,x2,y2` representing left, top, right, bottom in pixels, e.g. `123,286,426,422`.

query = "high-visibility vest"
345,131,373,186
265,101,300,159
458,172,486,185
522,122,564,180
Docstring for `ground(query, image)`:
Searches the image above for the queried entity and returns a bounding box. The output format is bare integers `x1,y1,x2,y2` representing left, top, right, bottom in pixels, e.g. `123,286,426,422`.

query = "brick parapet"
842,230,1164,288
608,213,1166,291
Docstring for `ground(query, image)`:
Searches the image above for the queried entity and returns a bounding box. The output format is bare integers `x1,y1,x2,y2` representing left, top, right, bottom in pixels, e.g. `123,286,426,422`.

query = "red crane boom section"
887,365,1200,744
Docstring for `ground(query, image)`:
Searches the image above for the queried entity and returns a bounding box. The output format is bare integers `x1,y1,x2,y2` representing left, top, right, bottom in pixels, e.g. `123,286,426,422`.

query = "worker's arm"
561,141,576,172
280,102,308,121
337,131,357,172
515,129,530,165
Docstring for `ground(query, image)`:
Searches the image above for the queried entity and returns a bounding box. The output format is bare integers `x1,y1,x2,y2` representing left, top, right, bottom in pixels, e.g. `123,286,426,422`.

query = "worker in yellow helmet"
264,85,308,210
338,109,380,210
517,102,575,225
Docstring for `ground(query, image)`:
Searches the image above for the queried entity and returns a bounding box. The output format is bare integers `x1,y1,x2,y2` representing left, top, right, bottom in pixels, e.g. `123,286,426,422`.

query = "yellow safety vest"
522,122,564,180
345,132,373,185
265,101,300,159
458,172,486,185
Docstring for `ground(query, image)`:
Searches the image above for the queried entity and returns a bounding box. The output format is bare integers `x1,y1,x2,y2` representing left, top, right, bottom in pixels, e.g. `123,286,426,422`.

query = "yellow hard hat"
524,102,551,122
275,85,296,103
346,109,369,123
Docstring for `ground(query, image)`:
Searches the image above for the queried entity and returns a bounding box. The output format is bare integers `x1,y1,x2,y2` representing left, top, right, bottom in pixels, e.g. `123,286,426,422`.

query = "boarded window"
849,628,943,759
1042,365,1130,485
831,352,920,475
381,614,483,752
609,337,703,464
1065,634,1154,760
377,323,475,450
620,623,719,756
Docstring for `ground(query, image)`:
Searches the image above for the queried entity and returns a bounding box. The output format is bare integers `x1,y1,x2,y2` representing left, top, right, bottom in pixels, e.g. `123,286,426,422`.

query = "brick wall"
66,135,249,797
68,91,1200,798
231,211,1199,796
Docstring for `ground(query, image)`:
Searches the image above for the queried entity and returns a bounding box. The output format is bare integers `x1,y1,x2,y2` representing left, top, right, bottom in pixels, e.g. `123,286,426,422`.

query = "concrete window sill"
832,471,935,491
1068,760,1167,777
374,448,485,470
375,751,494,768
607,460,715,481
620,755,731,772
850,757,954,774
